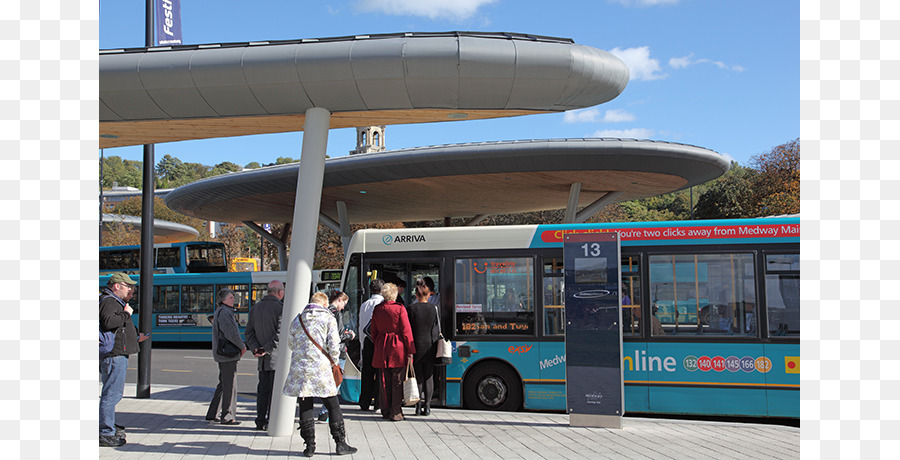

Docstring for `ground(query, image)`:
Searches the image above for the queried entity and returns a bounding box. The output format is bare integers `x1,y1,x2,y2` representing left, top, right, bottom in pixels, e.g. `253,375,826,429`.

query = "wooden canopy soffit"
99,109,549,149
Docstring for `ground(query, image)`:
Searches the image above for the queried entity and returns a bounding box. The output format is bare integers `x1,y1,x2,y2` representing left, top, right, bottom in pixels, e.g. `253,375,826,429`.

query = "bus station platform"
100,384,799,459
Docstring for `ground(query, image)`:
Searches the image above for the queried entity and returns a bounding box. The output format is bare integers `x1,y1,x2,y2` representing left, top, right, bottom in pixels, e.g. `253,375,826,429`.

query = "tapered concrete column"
336,201,351,250
564,183,582,223
268,107,331,437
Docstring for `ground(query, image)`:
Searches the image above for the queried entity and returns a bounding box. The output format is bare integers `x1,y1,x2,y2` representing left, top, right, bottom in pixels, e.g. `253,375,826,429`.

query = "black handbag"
217,335,242,357
214,308,242,357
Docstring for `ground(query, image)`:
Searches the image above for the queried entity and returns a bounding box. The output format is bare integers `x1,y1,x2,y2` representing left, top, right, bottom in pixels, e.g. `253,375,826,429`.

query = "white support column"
464,214,489,226
564,183,582,223
574,191,624,223
268,107,331,437
336,200,351,250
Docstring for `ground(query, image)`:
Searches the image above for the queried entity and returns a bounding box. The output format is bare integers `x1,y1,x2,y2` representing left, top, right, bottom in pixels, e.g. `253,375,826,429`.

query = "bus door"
537,256,567,410
366,259,444,403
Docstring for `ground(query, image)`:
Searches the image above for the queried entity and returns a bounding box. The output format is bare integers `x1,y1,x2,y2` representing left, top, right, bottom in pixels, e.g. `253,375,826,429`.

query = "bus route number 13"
581,243,602,257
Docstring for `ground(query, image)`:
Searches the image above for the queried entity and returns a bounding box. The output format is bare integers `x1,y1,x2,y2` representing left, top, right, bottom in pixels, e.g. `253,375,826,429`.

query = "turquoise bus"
99,269,343,342
99,241,228,275
337,217,799,419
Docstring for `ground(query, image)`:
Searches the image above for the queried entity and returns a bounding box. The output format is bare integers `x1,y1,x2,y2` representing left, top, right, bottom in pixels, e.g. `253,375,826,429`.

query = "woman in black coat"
405,278,440,415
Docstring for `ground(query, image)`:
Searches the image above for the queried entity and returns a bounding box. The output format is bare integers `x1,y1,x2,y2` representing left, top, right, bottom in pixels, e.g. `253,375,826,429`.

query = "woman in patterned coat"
282,292,357,457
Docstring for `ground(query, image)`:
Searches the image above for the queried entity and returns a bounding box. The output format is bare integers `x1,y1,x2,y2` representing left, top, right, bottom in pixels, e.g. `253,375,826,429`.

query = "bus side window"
621,255,642,337
765,253,799,337
542,257,565,336
455,257,535,336
648,253,757,337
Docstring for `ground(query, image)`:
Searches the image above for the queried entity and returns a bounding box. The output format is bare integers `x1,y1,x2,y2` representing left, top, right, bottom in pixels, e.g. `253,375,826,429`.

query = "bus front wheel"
463,363,522,412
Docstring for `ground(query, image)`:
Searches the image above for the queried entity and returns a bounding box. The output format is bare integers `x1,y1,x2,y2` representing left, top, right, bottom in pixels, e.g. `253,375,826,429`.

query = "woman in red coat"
370,282,416,421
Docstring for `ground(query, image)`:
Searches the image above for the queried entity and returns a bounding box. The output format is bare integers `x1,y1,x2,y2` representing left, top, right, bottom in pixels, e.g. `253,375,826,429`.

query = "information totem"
564,232,623,428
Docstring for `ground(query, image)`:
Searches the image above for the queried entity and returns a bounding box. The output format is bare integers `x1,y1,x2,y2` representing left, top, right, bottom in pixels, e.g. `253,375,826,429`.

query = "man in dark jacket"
99,273,148,447
244,280,285,430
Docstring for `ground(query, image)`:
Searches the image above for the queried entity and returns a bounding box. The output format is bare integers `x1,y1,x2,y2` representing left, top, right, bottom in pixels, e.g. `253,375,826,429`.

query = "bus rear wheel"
464,363,522,412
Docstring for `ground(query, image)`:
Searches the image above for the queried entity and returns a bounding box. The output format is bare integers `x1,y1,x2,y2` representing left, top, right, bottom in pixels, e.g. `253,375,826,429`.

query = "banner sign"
155,0,183,46
542,223,799,244
564,232,623,428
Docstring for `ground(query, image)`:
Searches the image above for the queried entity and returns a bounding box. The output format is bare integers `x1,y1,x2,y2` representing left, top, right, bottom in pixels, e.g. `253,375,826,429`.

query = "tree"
209,161,242,177
100,155,143,189
102,220,141,246
155,154,195,188
274,157,300,165
748,138,799,216
245,162,261,169
693,164,756,219
108,196,209,243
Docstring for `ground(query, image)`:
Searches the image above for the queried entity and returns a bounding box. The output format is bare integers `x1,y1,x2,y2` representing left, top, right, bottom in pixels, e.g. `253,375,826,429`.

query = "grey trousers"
206,360,238,422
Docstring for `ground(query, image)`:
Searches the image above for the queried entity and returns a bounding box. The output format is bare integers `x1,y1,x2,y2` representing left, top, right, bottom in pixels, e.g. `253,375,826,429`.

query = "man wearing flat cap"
99,273,148,447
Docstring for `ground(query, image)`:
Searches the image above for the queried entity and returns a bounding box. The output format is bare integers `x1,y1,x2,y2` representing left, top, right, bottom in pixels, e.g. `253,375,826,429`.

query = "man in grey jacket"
206,288,246,425
244,280,285,430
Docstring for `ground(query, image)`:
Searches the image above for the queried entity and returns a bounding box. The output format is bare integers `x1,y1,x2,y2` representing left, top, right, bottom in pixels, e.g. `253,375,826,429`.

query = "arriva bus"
99,269,344,342
337,217,799,419
100,242,228,275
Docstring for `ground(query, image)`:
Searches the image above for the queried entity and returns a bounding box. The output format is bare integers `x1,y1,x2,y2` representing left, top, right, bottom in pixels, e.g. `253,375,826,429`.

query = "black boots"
421,403,431,416
414,401,422,415
329,420,358,455
298,419,316,457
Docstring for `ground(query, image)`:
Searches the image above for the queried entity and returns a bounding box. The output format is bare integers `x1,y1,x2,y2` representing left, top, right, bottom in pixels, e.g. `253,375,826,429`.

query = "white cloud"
608,47,667,81
669,54,745,72
602,109,636,123
356,0,497,20
564,108,601,123
592,128,655,139
564,108,636,123
669,54,693,69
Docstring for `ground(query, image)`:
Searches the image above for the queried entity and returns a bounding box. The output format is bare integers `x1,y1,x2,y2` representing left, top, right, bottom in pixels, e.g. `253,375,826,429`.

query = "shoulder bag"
215,308,242,358
434,304,452,366
299,313,343,387
99,294,120,360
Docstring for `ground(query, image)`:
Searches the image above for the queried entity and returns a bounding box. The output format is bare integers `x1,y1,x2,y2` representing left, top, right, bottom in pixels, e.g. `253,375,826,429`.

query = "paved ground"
100,385,799,459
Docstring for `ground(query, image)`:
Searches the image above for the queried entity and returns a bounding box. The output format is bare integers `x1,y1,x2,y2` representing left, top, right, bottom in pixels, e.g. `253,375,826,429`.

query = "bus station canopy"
100,32,629,148
163,138,730,225
101,213,200,244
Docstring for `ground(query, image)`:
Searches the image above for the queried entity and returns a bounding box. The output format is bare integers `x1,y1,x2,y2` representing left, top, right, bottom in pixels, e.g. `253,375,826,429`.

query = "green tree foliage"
693,165,756,219
209,161,242,177
100,155,143,189
155,154,198,188
245,162,261,169
274,157,300,165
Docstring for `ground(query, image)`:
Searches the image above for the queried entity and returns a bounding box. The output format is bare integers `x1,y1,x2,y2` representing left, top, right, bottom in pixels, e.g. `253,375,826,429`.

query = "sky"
99,0,799,169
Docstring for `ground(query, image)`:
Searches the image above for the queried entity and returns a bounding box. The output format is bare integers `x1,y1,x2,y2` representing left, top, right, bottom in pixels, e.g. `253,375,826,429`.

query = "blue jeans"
99,355,128,437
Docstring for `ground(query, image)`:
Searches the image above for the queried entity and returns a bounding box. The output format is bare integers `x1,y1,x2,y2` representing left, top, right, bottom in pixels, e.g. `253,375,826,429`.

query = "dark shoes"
205,416,219,422
99,434,126,447
329,420,358,455
298,419,316,457
255,423,267,431
114,423,126,435
220,419,241,426
317,411,329,422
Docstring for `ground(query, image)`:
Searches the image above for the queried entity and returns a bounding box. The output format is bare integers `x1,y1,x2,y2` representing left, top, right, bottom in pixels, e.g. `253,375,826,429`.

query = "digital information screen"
564,232,623,429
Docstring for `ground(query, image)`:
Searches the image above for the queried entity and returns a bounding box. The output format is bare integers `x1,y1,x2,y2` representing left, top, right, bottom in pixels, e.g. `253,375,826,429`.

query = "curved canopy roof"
101,213,200,244
99,32,629,148
164,138,729,225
